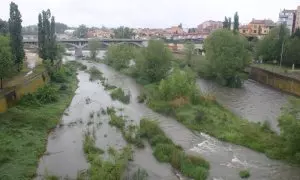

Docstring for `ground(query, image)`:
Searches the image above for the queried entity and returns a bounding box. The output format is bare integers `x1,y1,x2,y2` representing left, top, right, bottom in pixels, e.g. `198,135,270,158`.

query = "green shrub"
140,119,209,180
50,67,68,83
110,88,130,104
153,144,175,162
20,84,58,106
239,170,250,178
109,112,125,130
59,83,68,91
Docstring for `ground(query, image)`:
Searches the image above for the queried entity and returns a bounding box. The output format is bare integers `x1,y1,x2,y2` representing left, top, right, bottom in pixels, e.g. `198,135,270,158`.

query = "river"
35,51,300,180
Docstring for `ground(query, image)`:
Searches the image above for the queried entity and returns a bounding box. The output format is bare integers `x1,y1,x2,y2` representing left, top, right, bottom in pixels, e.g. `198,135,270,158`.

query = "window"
254,30,257,33
243,30,246,33
264,30,267,33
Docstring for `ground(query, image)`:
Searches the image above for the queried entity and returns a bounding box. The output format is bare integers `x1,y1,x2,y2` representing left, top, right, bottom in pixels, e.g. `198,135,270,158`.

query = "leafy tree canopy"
204,29,251,87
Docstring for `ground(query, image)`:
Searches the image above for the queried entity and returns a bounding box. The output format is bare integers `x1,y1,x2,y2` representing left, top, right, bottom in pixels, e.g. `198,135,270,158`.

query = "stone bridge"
23,38,148,57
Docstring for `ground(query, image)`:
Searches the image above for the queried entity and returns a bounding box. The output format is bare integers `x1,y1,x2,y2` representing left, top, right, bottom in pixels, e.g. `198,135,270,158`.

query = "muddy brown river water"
35,52,300,180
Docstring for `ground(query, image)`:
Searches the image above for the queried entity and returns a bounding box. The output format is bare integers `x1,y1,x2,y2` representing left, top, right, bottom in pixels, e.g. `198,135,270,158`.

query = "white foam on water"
190,140,217,154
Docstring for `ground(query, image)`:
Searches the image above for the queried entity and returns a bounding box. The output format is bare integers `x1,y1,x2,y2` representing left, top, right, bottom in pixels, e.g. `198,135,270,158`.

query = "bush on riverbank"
140,119,209,180
20,84,58,106
110,88,130,104
0,62,78,180
278,98,300,163
104,44,135,70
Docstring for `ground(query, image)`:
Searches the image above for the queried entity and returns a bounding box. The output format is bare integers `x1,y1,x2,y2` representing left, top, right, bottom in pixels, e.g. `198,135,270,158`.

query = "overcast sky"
0,0,299,28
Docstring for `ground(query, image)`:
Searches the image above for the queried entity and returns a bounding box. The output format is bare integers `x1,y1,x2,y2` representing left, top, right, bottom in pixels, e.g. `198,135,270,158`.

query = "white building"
278,9,296,35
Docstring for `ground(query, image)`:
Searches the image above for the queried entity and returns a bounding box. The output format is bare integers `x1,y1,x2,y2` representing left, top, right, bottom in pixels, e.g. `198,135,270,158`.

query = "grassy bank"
0,62,79,180
144,82,287,160
140,119,210,180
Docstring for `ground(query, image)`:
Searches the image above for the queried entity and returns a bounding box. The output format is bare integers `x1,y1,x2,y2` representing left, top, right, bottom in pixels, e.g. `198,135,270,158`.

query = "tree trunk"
0,77,3,89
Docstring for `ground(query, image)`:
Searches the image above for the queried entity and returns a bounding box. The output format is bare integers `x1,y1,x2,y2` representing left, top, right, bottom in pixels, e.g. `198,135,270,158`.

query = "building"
197,20,223,33
87,29,113,38
165,26,185,34
239,19,276,38
278,9,296,34
295,6,300,30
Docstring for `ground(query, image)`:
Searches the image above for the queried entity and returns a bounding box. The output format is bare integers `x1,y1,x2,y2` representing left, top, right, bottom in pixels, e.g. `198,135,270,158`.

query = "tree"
223,17,229,29
38,9,58,62
88,39,101,60
55,22,68,34
9,2,25,72
0,19,8,35
233,12,239,33
255,25,289,63
204,29,251,88
184,42,195,66
178,23,183,29
113,26,134,39
49,16,57,64
74,24,88,38
292,28,300,38
105,44,135,70
0,36,13,89
285,37,300,66
228,17,232,30
158,68,196,101
38,13,44,58
137,40,172,83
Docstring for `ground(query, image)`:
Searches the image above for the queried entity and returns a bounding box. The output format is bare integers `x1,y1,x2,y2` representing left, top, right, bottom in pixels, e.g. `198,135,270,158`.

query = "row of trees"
223,12,239,33
0,2,25,88
73,25,135,39
38,9,58,64
255,24,300,66
22,22,69,35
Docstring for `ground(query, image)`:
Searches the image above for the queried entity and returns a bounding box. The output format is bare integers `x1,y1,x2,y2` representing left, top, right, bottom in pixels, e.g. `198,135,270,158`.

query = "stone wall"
249,67,300,96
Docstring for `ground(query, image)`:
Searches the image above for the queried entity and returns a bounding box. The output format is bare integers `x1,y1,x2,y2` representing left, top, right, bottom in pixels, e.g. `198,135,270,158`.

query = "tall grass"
110,88,131,104
0,62,79,180
140,119,209,180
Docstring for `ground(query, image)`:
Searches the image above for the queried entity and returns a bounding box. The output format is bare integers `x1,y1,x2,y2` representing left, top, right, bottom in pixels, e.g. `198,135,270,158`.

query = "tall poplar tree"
8,2,25,72
233,12,239,33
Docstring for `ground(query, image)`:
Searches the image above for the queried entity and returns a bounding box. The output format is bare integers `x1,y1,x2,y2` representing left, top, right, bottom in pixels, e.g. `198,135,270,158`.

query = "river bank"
80,60,300,180
0,62,79,180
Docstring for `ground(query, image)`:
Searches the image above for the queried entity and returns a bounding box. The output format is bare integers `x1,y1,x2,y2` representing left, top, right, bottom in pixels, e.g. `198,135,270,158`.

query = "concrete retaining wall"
249,67,300,96
0,71,50,113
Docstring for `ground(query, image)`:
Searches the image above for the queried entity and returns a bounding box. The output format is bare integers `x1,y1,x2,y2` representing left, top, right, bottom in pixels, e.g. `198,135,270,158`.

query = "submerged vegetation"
87,66,105,81
0,62,79,180
110,87,131,104
140,119,209,180
80,129,133,180
107,107,144,148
